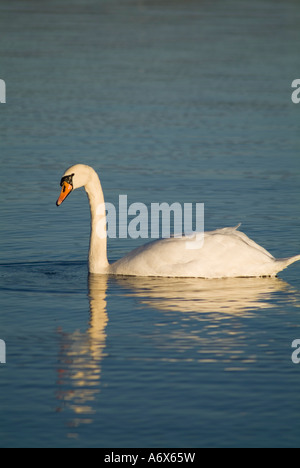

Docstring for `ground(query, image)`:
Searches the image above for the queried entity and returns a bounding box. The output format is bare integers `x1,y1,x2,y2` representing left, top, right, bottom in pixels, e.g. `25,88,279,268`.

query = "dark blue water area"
0,0,300,448
0,260,300,448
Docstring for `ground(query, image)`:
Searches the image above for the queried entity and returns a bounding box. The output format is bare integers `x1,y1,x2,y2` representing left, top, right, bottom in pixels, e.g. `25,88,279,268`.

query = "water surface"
0,0,300,448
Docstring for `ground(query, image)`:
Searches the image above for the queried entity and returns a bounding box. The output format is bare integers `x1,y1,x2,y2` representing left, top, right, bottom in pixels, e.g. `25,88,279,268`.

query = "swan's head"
56,164,94,206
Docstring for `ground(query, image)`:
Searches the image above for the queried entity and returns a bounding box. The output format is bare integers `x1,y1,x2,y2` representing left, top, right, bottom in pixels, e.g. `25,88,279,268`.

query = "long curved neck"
85,173,109,274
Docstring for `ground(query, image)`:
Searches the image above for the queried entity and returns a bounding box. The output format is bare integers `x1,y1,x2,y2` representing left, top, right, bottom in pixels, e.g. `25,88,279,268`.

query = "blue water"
0,0,300,448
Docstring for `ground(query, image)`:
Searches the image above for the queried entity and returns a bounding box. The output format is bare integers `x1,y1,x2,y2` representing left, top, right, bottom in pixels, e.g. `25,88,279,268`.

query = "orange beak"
56,181,73,206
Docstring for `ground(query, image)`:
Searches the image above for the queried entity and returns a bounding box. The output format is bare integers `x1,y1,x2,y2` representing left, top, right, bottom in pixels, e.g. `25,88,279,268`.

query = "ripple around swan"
0,261,88,295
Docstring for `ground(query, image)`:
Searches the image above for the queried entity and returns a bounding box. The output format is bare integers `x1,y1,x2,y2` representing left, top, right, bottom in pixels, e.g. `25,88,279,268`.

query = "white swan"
56,164,300,278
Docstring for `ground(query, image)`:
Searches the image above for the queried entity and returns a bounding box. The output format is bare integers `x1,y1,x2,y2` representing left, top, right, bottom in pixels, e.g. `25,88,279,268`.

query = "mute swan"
56,164,300,278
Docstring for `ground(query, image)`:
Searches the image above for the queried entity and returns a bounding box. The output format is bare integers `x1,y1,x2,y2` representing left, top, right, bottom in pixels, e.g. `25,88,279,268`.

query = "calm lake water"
0,0,300,448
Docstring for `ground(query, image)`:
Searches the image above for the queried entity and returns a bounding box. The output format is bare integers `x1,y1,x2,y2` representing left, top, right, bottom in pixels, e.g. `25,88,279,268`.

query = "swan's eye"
60,173,75,188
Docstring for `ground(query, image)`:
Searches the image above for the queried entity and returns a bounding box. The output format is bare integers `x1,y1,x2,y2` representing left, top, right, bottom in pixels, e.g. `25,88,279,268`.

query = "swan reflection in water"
116,275,294,317
56,274,108,437
55,274,297,435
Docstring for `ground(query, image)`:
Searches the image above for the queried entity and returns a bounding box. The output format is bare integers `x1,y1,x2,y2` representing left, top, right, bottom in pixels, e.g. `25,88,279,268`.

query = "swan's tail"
275,255,300,274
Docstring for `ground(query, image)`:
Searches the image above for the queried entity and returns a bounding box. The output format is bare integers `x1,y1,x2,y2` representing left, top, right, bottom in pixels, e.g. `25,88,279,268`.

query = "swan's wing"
111,226,276,278
209,225,275,260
